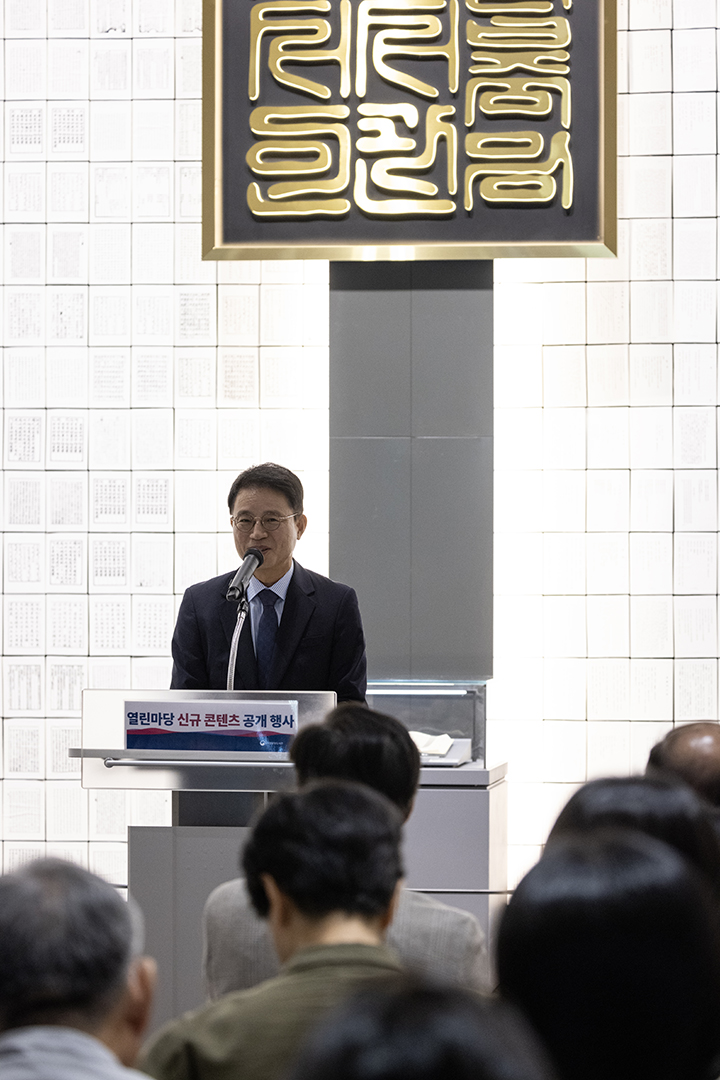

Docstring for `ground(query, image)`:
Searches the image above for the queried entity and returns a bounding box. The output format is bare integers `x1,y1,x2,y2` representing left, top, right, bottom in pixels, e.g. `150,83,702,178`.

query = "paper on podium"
409,731,453,757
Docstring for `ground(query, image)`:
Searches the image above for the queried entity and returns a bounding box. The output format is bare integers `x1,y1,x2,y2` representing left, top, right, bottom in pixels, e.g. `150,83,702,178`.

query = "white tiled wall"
488,0,720,887
2,0,716,894
0,0,331,880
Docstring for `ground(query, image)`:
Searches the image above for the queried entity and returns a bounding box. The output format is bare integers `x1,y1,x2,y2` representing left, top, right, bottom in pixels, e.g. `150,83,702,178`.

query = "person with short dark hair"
241,779,403,924
0,858,156,1080
547,774,720,898
647,722,720,809
287,982,558,1080
202,704,490,997
290,702,420,816
497,829,720,1080
141,783,405,1080
170,462,367,700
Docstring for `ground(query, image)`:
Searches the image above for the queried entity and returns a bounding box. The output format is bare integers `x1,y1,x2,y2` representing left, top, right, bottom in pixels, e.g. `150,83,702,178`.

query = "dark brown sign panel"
203,0,616,259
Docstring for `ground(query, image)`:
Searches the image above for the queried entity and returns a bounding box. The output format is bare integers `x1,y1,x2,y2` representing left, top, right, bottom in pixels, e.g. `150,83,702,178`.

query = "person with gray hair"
0,858,157,1080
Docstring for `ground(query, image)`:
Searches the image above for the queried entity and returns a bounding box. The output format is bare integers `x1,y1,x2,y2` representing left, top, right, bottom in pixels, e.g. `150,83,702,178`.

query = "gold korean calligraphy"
245,0,574,219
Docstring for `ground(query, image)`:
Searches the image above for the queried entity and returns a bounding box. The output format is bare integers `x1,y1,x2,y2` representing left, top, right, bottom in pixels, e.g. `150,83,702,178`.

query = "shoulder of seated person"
142,981,280,1066
394,890,484,933
397,889,479,918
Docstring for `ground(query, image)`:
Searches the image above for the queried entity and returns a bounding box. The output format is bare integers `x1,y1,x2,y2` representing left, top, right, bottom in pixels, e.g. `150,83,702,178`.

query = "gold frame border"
202,0,617,260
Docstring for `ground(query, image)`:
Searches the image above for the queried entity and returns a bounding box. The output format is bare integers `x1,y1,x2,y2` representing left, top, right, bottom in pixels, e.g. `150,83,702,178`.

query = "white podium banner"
125,699,298,739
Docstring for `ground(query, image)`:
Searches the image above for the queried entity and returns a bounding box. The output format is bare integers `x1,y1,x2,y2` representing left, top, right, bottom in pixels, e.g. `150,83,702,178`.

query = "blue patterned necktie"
255,589,279,689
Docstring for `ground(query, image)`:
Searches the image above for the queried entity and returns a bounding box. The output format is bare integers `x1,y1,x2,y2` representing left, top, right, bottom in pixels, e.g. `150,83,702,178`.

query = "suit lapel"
219,574,259,688
269,563,316,689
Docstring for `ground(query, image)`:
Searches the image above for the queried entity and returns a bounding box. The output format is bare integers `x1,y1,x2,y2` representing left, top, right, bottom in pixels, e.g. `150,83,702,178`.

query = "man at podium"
170,463,367,702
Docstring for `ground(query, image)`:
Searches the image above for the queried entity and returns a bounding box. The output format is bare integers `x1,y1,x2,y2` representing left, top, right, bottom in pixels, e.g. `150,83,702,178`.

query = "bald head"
647,724,720,807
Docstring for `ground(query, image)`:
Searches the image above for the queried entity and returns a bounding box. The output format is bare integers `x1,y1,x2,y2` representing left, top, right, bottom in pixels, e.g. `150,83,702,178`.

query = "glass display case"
367,682,486,763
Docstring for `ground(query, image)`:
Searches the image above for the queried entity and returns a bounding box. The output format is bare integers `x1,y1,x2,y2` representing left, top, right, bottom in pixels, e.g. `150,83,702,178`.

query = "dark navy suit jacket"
170,561,367,702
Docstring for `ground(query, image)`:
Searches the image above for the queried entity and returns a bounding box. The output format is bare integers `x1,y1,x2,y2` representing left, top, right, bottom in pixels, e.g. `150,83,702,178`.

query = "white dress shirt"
246,562,294,653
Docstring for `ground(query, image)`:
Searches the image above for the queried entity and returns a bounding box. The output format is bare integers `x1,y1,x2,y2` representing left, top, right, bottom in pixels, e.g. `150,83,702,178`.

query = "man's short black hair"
0,858,139,1031
242,781,404,920
227,463,304,514
290,703,420,819
547,775,720,900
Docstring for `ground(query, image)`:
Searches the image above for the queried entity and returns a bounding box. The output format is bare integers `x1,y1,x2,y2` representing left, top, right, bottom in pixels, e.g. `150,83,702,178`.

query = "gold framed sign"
203,0,616,260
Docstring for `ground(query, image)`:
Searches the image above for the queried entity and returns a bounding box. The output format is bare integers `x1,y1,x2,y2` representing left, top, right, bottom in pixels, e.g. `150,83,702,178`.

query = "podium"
76,687,507,1031
77,688,336,792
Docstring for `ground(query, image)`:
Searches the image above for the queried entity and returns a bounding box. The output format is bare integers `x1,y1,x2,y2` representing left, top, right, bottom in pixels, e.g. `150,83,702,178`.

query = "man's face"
230,486,307,585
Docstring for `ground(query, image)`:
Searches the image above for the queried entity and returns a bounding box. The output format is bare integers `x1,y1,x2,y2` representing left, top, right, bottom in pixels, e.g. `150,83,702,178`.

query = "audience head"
547,774,720,898
290,703,420,820
242,781,404,923
497,829,720,1080
0,858,155,1065
647,723,720,808
288,981,559,1080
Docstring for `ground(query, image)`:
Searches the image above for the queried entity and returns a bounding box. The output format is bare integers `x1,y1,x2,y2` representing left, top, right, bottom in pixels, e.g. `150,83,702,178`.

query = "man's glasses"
230,513,297,534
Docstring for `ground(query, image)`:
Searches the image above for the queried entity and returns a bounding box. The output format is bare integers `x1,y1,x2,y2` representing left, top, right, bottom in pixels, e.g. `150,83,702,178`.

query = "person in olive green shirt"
140,782,405,1080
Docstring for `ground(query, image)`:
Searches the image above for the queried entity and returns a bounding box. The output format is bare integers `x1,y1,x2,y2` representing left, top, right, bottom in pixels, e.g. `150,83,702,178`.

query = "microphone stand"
224,548,263,691
226,591,249,692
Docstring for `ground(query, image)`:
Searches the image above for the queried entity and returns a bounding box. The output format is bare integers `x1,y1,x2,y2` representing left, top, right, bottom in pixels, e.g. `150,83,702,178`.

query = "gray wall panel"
411,284,493,438
410,438,493,680
329,263,493,682
330,436,412,679
329,275,412,438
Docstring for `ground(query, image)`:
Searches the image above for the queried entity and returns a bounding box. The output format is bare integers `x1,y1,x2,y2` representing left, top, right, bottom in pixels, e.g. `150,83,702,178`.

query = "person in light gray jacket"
203,704,490,997
0,858,156,1080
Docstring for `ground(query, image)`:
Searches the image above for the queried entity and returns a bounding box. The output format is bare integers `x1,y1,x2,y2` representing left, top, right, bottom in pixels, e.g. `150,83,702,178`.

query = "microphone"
226,547,264,602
